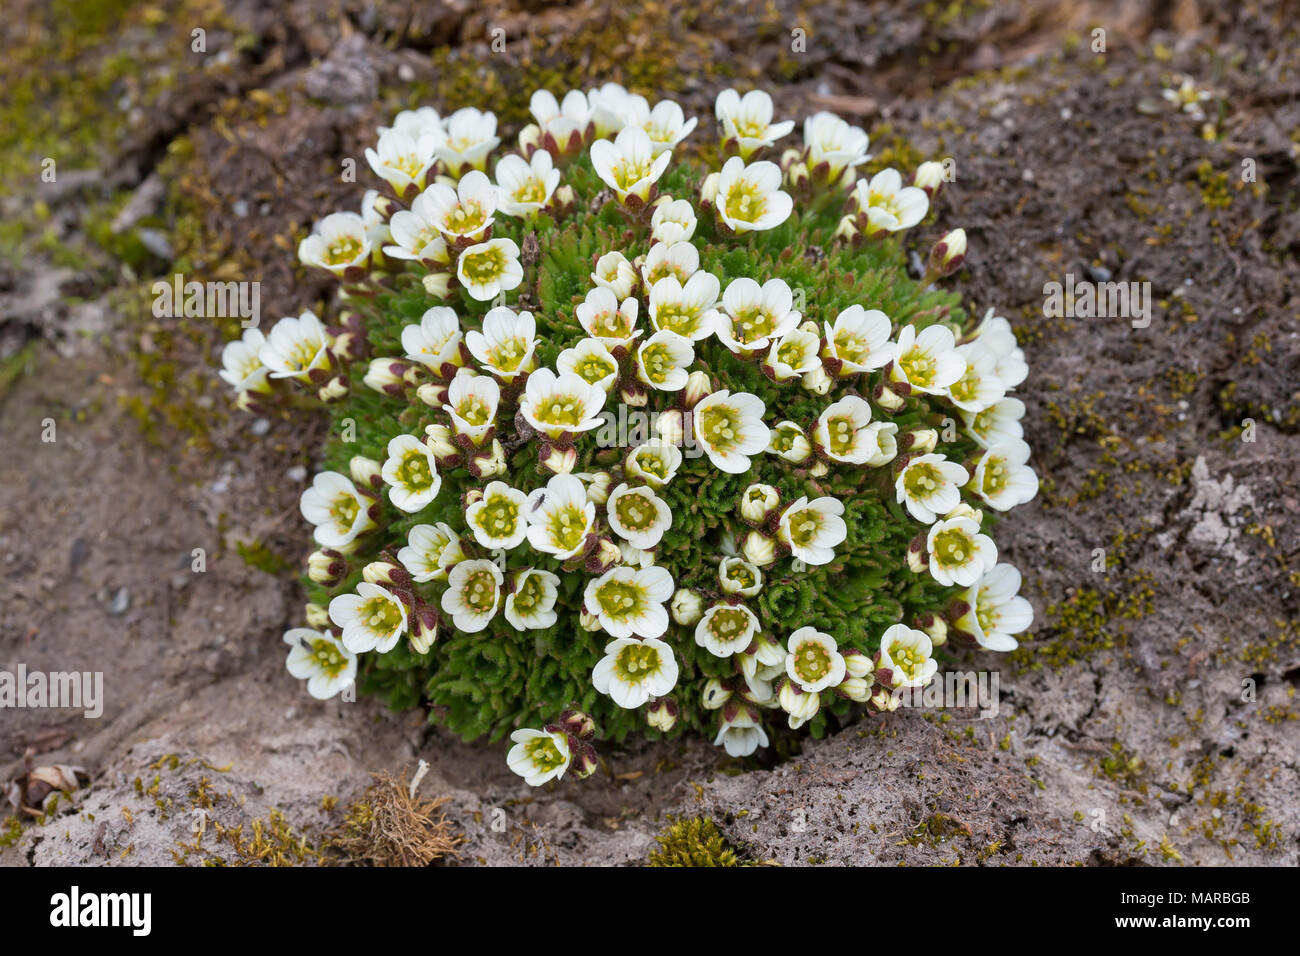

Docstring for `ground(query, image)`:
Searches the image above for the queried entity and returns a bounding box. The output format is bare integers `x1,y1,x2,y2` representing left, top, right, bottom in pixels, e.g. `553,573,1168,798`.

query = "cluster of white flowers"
228,85,1040,786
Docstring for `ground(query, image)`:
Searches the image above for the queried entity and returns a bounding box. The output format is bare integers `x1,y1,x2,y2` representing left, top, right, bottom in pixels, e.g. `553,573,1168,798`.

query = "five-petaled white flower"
382,433,442,513
955,564,1033,651
592,636,679,708
329,582,408,653
397,522,464,583
969,308,1028,388
401,306,464,373
456,238,523,302
624,96,697,155
505,569,561,630
437,107,501,174
647,272,721,341
803,111,870,185
590,126,671,203
853,168,929,236
925,516,997,587
626,438,682,488
717,277,801,354
973,440,1039,512
640,241,699,286
586,82,637,137
441,558,504,632
877,624,938,689
714,704,770,756
576,286,640,348
695,603,760,658
584,565,674,639
859,421,899,467
693,389,771,474
443,370,500,444
365,128,439,196
528,88,592,154
777,496,847,566
260,311,332,381
298,211,372,276
636,330,695,391
591,251,638,300
507,727,571,786
519,368,607,439
715,88,794,158
495,150,561,218
606,482,672,550
220,327,270,394
284,628,357,700
557,337,620,393
300,471,375,548
650,198,698,244
418,170,498,243
785,627,846,693
466,306,536,380
384,189,451,265
526,473,596,559
946,341,1006,413
824,305,894,375
714,156,793,232
466,480,529,549
891,324,964,395
960,396,1026,449
896,453,969,523
813,395,876,465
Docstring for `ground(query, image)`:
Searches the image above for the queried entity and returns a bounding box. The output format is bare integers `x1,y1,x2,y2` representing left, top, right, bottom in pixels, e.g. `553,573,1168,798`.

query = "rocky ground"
1,0,1297,866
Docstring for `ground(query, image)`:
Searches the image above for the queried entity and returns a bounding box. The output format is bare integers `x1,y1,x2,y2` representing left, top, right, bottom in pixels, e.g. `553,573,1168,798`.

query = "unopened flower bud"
926,228,967,279
873,380,907,412
517,123,541,154
307,549,346,586
912,160,946,199
699,172,720,207
914,612,948,647
583,471,612,505
472,440,507,478
870,687,902,712
559,709,596,740
317,375,349,403
834,214,860,243
671,588,704,626
409,605,439,654
683,370,712,408
349,456,383,490
902,427,938,454
801,365,833,395
740,483,779,523
838,676,873,702
422,272,452,298
363,558,410,589
743,530,776,567
843,649,874,679
304,602,330,629
580,610,603,632
362,357,407,396
701,679,732,710
570,742,599,779
423,424,458,461
779,682,819,728
646,697,679,732
542,444,578,474
654,409,685,446
906,531,929,573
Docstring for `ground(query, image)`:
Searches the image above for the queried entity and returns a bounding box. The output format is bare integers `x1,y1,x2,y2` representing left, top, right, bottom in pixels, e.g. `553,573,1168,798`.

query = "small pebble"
108,587,131,616
250,418,271,437
287,465,308,482
232,200,249,218
1087,265,1112,282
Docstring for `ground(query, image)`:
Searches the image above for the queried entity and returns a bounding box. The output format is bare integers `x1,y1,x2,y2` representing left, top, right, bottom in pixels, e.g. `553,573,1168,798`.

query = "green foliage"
647,816,749,867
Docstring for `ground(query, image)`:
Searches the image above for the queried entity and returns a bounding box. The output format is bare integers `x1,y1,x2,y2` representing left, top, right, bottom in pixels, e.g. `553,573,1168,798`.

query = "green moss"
647,816,750,867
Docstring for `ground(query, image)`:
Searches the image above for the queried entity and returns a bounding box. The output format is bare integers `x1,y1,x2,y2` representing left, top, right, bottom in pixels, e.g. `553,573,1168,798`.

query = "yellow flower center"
614,641,661,679
310,638,348,677
825,415,858,456
475,496,519,539
787,509,822,547
793,640,831,684
724,181,766,222
614,492,657,531
547,504,590,552
699,405,741,452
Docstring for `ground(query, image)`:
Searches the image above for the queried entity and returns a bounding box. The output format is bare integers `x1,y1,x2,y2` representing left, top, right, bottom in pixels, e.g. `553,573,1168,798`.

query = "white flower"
779,681,820,729
329,582,408,653
717,277,800,353
695,603,760,658
693,389,771,474
647,273,721,341
576,286,640,348
381,433,442,513
860,421,899,467
803,111,870,184
619,542,656,568
714,707,769,757
495,150,561,217
384,189,452,265
625,438,682,488
401,306,464,372
586,82,637,137
417,170,497,243
891,324,964,394
960,396,1026,449
298,211,372,276
466,306,536,380
853,169,929,236
955,564,1033,651
528,88,593,153
813,395,876,465
926,516,997,587
740,483,779,522
714,156,793,232
507,727,571,786
636,330,695,391
785,627,846,693
969,308,1028,388
640,240,699,286
719,556,762,597
364,128,439,195
466,481,529,549
456,238,523,302
973,440,1039,511
437,107,501,173
896,453,969,523
625,96,697,155
440,558,504,633
526,473,596,559
592,636,679,708
650,198,697,244
877,624,938,689
743,530,777,567
519,368,607,439
824,305,894,375
766,420,812,463
284,628,356,700
557,337,619,392
777,496,847,566
590,126,671,203
606,483,672,550
220,327,269,393
397,522,465,582
583,565,674,639
381,107,446,142
505,569,560,630
590,251,638,300
443,370,500,444
300,471,375,548
259,311,332,380
715,88,794,158
946,342,1006,413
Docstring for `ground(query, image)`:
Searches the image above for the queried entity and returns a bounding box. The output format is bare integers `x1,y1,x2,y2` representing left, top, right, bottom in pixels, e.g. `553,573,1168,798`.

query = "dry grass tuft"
330,770,463,867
